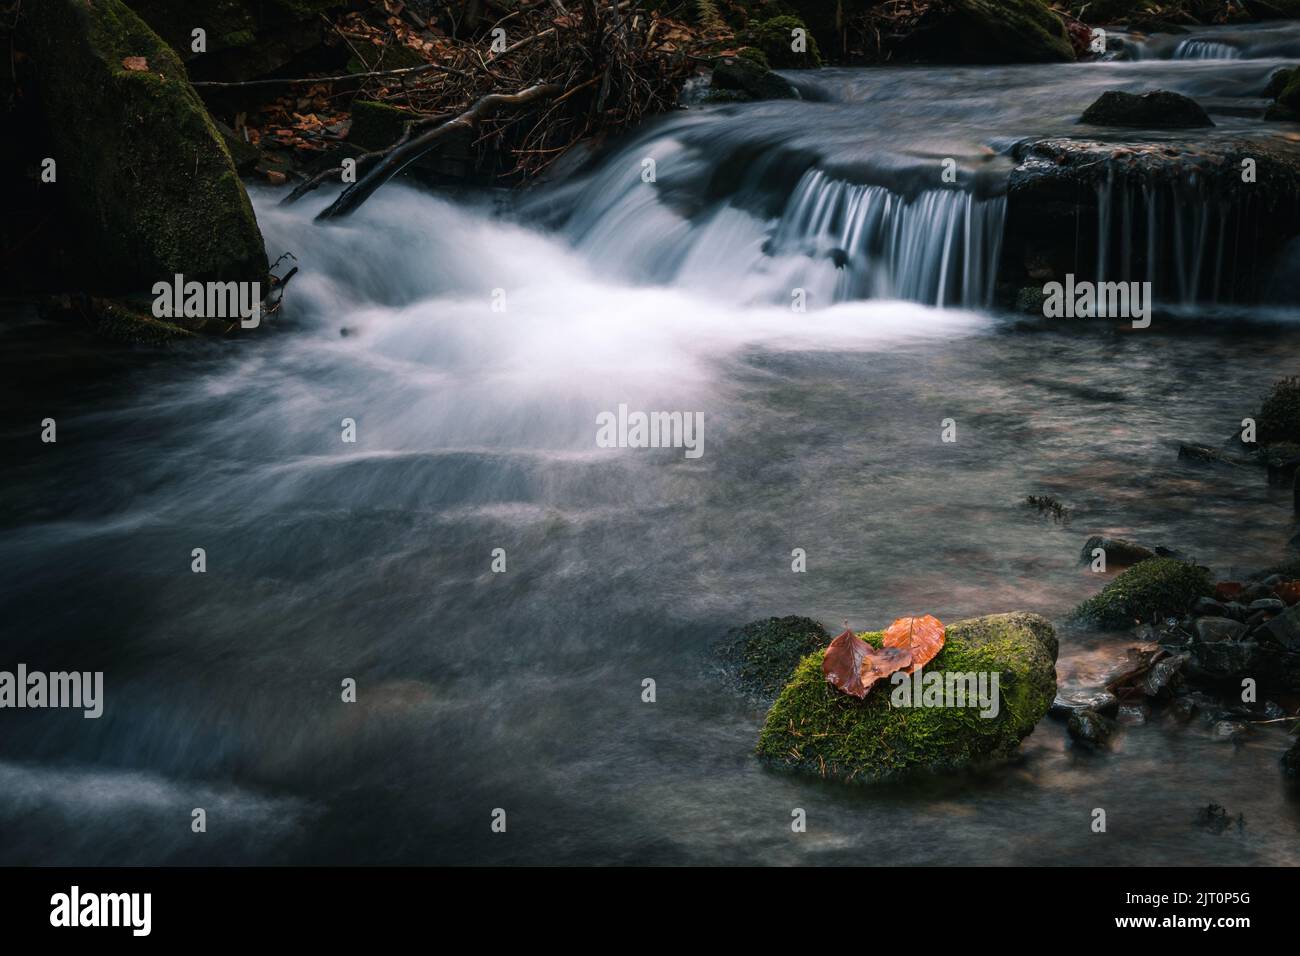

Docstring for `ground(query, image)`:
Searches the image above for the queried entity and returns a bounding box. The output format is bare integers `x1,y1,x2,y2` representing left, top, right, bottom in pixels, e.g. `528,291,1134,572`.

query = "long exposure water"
2,24,1299,865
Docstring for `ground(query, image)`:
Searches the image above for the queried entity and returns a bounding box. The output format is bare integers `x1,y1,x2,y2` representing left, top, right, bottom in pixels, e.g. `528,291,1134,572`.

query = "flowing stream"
2,24,1300,865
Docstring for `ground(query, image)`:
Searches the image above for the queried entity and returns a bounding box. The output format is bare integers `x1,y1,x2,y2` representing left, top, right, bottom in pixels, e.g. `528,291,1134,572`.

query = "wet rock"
716,615,829,700
709,57,799,101
1195,617,1246,643
1263,700,1287,720
1260,605,1300,651
1080,535,1156,568
1051,690,1119,717
1080,90,1214,128
1067,708,1116,748
1223,602,1248,622
1265,66,1300,121
1192,596,1229,618
756,612,1057,782
21,0,266,292
1170,696,1198,723
1249,598,1286,616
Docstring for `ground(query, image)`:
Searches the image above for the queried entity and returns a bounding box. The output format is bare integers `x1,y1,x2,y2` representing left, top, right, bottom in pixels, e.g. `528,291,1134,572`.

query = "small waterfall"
1172,39,1240,60
1094,170,1238,305
768,170,1006,308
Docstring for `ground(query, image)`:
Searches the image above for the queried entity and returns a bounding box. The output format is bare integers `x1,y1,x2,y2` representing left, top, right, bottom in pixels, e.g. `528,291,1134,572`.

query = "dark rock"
1080,90,1214,128
1261,605,1300,650
1118,702,1150,725
1067,708,1116,748
1223,602,1248,622
1080,535,1155,568
1263,700,1287,720
1193,803,1243,833
1194,617,1246,643
710,57,799,101
1248,598,1286,615
893,0,1075,64
1170,696,1198,723
1192,596,1229,618
1283,739,1300,778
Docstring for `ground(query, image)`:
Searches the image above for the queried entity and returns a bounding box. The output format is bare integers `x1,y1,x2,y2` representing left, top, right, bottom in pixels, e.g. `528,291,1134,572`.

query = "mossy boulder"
710,56,799,101
23,0,266,293
124,0,341,83
744,15,822,69
756,612,1058,783
899,0,1074,64
1073,558,1212,629
1256,376,1300,445
1266,68,1300,121
1080,90,1214,128
717,616,829,699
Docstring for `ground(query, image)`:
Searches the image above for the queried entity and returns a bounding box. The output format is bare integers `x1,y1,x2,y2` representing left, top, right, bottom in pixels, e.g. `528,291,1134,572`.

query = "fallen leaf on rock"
882,614,946,673
862,646,912,685
823,628,874,698
1214,581,1243,602
1274,580,1300,606
122,56,149,72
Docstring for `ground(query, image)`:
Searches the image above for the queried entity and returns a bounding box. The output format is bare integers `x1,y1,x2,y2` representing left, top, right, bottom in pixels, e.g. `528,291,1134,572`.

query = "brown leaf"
1214,581,1243,602
882,614,946,673
823,629,872,699
823,629,914,698
1274,580,1300,606
122,56,149,72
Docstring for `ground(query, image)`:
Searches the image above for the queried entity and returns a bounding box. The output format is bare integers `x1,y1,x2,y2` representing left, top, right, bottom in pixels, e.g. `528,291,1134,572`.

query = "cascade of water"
1173,39,1241,60
769,170,1006,308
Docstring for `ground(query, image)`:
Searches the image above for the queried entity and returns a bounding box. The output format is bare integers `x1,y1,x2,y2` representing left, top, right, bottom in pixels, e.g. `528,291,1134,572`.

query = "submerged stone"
756,612,1057,783
1080,90,1214,128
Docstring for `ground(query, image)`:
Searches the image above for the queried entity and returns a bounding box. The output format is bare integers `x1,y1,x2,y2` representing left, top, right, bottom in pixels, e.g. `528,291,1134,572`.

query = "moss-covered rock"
23,0,266,293
1256,376,1300,445
1266,68,1300,121
710,55,799,100
745,15,822,69
756,612,1057,783
1073,558,1212,629
717,615,829,699
124,0,340,83
899,0,1074,64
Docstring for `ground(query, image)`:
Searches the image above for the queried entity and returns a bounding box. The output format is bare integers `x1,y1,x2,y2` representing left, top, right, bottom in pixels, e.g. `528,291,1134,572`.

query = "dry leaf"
1274,580,1300,606
1214,581,1243,602
882,614,946,673
122,56,148,72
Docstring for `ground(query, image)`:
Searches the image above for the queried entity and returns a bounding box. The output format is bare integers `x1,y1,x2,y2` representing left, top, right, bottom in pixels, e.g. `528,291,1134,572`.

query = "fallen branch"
280,112,451,206
315,82,563,221
191,62,471,89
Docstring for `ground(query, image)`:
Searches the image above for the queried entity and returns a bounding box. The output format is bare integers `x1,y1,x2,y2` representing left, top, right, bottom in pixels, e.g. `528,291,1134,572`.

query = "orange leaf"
1274,580,1300,606
122,56,148,72
1214,581,1243,602
882,614,946,673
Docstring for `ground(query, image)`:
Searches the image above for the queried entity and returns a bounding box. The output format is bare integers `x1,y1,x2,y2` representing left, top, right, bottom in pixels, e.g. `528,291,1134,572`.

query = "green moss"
24,0,266,292
348,99,419,151
717,616,828,699
90,297,196,345
745,15,822,69
756,613,1057,783
737,46,771,70
1256,377,1300,445
1073,558,1212,629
